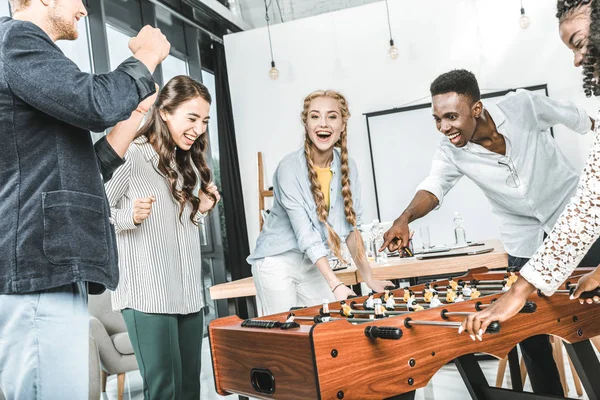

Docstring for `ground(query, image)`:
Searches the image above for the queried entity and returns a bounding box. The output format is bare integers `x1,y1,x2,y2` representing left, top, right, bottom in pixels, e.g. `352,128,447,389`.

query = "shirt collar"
483,101,507,131
461,100,508,153
134,136,159,162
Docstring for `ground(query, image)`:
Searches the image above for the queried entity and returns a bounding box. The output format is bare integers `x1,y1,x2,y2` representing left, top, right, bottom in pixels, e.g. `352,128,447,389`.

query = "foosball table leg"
507,346,523,392
455,353,579,400
454,353,490,400
564,339,600,400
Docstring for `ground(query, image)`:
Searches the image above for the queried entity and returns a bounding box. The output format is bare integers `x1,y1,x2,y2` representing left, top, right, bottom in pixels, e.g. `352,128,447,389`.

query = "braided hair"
301,90,365,262
557,0,600,96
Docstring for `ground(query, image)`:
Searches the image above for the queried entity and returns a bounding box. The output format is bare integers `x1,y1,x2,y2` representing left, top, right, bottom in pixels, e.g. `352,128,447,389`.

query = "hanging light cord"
264,0,275,63
275,0,284,23
384,0,393,42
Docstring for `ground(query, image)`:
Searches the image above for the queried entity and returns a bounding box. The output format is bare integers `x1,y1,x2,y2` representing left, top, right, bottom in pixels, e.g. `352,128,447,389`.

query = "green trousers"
122,309,204,400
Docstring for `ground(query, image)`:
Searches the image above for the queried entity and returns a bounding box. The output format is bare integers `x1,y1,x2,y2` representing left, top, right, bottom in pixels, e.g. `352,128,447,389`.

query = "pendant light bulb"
269,61,279,80
388,39,399,60
520,7,530,29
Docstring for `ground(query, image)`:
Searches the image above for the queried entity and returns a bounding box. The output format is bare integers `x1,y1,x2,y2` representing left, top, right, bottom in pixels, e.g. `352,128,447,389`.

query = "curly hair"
557,0,600,96
301,90,365,262
430,69,481,104
137,75,216,225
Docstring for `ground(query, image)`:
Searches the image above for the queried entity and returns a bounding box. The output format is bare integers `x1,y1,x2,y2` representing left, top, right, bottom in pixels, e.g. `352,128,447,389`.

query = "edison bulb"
269,66,279,80
388,45,399,60
520,8,530,29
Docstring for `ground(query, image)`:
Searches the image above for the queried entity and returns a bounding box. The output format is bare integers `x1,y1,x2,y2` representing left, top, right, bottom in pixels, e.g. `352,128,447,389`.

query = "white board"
365,86,550,251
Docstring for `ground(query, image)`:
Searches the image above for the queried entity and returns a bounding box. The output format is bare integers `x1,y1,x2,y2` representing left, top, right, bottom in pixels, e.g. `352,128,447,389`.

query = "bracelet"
135,107,148,115
331,282,345,293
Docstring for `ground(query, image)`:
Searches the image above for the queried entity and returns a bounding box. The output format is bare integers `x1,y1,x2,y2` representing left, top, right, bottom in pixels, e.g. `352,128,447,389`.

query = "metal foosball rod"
543,287,600,296
474,301,537,313
440,310,473,318
314,316,372,324
468,284,504,290
464,279,508,286
288,313,375,324
324,307,412,317
403,317,501,333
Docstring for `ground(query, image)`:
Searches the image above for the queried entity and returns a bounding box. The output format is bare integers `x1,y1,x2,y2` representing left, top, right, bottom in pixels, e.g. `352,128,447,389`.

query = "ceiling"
228,0,381,29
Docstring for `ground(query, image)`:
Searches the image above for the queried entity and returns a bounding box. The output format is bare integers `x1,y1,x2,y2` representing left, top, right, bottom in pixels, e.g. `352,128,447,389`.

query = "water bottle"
371,219,387,264
453,212,467,246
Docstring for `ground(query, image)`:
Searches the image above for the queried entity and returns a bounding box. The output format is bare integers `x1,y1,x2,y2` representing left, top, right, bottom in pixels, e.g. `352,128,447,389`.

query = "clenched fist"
133,196,156,225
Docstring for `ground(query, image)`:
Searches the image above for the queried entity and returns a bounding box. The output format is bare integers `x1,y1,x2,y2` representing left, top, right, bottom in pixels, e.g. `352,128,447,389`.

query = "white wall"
224,0,600,253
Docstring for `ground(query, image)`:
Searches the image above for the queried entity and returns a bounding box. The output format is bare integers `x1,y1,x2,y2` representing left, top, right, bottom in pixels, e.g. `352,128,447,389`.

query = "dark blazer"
0,17,155,293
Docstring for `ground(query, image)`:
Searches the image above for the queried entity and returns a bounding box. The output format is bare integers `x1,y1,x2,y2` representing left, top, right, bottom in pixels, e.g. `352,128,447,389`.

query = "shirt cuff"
519,263,556,296
116,57,156,102
95,136,125,183
111,207,138,232
194,210,208,224
305,244,330,265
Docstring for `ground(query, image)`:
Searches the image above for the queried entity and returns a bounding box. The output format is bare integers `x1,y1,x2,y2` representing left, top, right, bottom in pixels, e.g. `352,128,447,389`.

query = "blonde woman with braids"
104,76,219,399
248,90,392,316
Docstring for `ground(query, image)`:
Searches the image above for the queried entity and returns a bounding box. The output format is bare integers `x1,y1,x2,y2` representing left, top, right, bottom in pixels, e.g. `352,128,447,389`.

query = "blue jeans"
0,282,89,399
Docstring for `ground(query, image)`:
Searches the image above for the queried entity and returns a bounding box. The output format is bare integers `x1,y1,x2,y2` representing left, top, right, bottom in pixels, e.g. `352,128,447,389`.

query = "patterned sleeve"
520,128,600,295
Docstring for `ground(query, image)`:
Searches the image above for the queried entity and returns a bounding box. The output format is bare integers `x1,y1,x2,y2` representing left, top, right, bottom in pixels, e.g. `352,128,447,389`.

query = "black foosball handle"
520,301,537,313
486,321,501,334
364,326,403,340
569,286,600,299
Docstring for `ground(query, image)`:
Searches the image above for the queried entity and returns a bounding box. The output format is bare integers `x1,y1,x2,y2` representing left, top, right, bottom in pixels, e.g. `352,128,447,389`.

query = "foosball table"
209,267,600,400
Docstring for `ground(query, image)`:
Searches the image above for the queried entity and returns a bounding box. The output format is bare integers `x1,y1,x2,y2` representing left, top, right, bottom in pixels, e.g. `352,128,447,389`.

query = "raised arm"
382,148,462,252
2,22,162,132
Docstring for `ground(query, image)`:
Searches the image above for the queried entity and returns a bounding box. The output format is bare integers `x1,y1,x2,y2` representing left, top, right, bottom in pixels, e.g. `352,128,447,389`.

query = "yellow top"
315,166,333,210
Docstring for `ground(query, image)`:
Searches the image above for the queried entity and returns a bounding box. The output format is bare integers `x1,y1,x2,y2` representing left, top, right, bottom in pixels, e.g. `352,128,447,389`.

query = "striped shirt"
105,136,205,314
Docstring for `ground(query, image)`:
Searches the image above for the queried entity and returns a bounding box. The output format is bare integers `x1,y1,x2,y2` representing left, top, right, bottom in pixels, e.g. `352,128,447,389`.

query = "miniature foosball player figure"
322,299,331,322
429,292,442,308
385,293,396,310
470,287,481,299
507,271,518,286
413,301,424,311
448,278,459,291
462,283,472,297
340,300,353,317
365,292,375,310
446,289,457,303
374,298,386,318
403,289,413,303
383,287,391,302
455,291,465,302
424,289,434,303
502,280,511,292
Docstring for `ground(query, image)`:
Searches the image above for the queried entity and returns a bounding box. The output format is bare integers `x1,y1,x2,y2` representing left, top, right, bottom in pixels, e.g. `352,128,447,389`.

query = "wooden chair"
258,152,273,231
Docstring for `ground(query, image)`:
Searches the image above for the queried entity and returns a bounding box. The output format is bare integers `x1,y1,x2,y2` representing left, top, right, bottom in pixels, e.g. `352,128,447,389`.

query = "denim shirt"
0,18,156,293
248,148,363,265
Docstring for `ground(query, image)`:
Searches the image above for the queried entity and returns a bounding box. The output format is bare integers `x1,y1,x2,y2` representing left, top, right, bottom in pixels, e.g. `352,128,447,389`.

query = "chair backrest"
88,290,127,336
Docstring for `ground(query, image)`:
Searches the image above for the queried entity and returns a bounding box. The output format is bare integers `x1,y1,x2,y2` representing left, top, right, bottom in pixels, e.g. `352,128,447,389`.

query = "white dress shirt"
416,90,592,258
105,136,205,314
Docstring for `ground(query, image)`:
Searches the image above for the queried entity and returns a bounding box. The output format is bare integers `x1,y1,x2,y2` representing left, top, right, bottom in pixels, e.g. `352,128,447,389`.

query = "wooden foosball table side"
210,269,600,400
209,315,321,399
310,291,600,399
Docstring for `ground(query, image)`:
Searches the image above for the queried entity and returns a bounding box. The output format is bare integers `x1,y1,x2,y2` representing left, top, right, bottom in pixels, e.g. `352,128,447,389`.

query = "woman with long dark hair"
105,75,219,398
